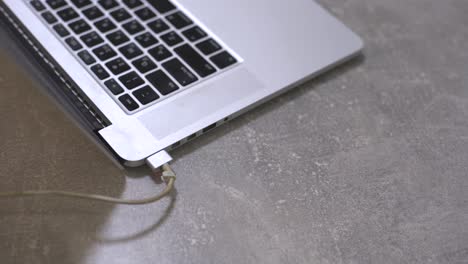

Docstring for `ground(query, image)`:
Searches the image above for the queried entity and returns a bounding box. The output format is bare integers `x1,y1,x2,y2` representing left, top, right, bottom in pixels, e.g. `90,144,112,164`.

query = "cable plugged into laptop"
0,151,176,205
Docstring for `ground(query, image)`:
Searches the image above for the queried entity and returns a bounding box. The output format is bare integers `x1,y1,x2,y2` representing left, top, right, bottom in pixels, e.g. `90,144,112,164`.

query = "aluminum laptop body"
0,0,363,166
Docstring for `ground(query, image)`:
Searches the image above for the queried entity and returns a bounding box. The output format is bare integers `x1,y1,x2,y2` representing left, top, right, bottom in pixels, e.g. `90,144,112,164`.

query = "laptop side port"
171,141,181,149
202,123,217,133
168,115,233,151
187,133,197,141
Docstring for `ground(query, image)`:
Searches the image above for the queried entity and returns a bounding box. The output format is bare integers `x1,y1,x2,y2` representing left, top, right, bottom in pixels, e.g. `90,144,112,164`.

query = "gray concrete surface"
1,0,468,263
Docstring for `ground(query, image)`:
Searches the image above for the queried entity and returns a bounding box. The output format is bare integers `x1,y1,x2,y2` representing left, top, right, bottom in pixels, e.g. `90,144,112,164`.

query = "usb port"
187,133,197,141
171,141,181,149
202,123,217,133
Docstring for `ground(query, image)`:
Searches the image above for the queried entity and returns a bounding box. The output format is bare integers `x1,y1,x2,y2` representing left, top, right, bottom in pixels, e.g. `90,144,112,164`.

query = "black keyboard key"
135,32,158,48
166,11,192,29
147,0,175,14
110,8,131,22
93,44,117,61
174,44,216,77
106,57,130,74
122,20,144,35
148,45,172,61
71,0,91,8
162,58,198,86
69,19,91,34
42,12,58,24
94,18,116,33
82,6,104,20
132,56,157,73
106,30,130,46
211,51,237,69
119,94,139,111
148,19,169,34
119,71,145,89
78,50,96,65
135,7,156,21
123,0,143,9
161,31,183,46
196,38,221,55
119,43,143,59
65,36,83,51
46,0,66,9
133,86,159,105
182,26,207,42
91,64,110,80
98,0,119,10
57,7,79,22
30,0,46,11
80,31,104,47
53,24,70,37
104,79,124,95
146,70,179,95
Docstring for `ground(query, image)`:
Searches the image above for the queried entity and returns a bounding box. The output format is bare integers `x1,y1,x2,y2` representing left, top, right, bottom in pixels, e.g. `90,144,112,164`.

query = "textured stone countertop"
1,0,467,263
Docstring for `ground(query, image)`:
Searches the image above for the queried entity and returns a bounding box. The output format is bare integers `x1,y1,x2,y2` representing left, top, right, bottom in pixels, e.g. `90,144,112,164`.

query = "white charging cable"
0,151,176,205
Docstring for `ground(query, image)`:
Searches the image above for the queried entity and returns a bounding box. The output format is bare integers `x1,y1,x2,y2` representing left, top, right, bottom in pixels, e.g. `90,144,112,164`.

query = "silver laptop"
0,0,362,167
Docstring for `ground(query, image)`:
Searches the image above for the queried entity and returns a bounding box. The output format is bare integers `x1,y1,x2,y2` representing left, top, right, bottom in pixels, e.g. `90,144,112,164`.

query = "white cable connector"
145,150,173,171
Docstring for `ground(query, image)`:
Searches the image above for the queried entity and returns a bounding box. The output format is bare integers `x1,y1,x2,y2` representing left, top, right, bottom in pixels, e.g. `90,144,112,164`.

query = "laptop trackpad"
139,67,266,140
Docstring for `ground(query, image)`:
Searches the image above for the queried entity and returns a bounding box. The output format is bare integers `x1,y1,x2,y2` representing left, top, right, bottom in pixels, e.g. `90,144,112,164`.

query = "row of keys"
36,2,204,48
41,19,205,53
41,0,176,14
53,4,154,24
33,0,176,15
39,4,195,35
71,36,234,73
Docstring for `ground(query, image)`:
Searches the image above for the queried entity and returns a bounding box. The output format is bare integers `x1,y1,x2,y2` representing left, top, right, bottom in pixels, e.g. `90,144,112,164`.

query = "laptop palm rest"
139,67,266,140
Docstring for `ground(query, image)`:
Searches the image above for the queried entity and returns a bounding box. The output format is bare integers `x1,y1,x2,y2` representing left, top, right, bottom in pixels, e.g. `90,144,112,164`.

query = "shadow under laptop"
0,47,175,263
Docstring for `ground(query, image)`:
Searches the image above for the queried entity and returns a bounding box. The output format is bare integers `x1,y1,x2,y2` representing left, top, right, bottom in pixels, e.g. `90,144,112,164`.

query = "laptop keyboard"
28,0,239,113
